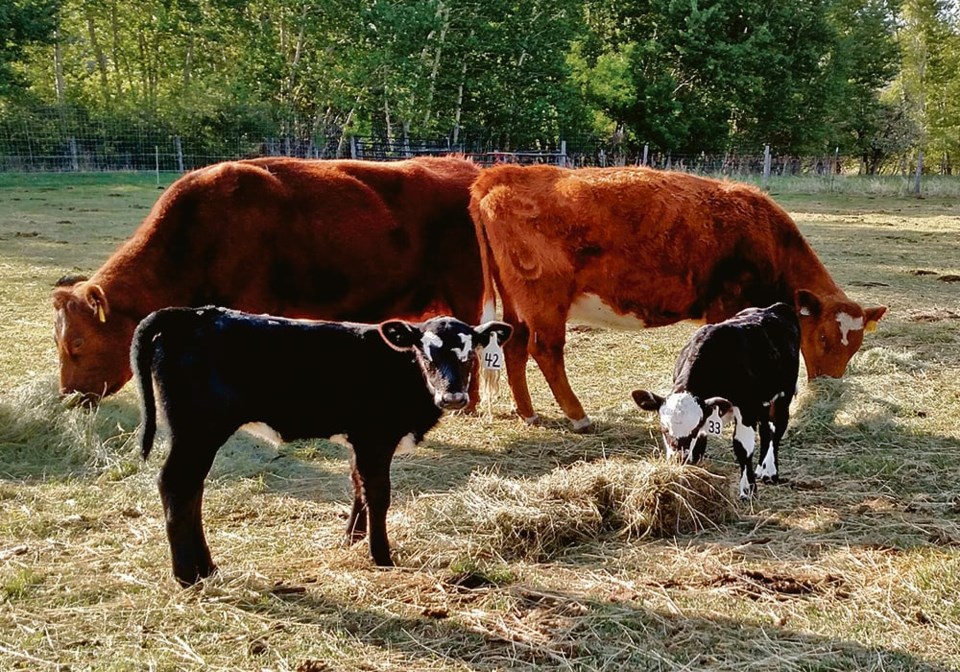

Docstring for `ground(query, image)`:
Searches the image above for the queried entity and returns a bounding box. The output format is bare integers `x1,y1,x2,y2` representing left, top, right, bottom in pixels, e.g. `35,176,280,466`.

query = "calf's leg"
756,415,776,484
732,417,757,500
350,446,395,567
757,400,790,483
158,444,219,587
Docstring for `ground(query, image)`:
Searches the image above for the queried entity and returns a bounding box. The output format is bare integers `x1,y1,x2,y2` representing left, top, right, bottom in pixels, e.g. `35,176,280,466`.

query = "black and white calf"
631,302,801,499
132,306,512,586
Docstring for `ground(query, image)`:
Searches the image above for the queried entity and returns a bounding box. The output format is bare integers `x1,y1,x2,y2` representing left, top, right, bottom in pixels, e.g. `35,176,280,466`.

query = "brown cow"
53,156,483,401
470,164,886,432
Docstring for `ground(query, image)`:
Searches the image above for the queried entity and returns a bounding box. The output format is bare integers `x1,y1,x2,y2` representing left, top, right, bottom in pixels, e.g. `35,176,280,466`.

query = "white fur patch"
732,409,755,458
756,447,778,479
739,470,753,499
568,293,647,330
453,333,473,362
660,392,703,439
836,312,864,346
55,308,67,341
420,331,443,361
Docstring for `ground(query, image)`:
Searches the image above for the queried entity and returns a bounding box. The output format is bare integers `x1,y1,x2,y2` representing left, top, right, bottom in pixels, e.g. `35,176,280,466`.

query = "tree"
0,0,60,98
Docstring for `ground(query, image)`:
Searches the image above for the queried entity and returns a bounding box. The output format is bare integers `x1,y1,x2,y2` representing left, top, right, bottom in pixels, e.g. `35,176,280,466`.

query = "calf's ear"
704,396,734,421
379,320,420,350
631,389,664,412
474,321,513,346
795,289,822,318
864,305,887,332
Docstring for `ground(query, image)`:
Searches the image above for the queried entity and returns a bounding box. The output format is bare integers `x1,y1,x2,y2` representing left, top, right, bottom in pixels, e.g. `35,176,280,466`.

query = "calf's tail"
130,312,162,459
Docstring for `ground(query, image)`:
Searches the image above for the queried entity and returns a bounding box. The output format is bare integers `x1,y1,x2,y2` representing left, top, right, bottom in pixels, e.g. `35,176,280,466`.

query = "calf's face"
380,317,513,410
632,390,733,462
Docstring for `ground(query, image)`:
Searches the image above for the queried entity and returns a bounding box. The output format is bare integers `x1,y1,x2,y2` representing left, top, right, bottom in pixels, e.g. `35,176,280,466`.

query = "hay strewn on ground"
403,458,733,564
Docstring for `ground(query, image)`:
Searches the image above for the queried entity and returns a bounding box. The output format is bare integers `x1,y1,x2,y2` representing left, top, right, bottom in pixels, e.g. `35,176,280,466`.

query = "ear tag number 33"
482,333,504,371
702,408,724,437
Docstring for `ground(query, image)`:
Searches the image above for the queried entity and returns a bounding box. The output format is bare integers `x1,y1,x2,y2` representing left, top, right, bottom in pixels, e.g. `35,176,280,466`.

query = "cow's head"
795,290,886,379
379,317,513,410
52,276,140,403
632,390,734,462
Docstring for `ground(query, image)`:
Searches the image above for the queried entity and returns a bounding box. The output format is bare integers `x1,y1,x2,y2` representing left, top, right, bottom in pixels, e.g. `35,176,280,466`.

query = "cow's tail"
130,311,163,460
471,197,504,411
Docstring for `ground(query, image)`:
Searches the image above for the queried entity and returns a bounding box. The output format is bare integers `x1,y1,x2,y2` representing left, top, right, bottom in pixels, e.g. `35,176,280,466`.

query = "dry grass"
1,173,959,671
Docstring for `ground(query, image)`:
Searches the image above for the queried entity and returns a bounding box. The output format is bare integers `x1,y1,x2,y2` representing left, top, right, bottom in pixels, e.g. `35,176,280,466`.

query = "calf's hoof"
174,563,218,588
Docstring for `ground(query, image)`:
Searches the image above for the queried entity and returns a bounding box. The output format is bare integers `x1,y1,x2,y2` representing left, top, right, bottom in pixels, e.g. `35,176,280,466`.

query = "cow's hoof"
521,413,541,426
570,416,594,434
758,474,780,485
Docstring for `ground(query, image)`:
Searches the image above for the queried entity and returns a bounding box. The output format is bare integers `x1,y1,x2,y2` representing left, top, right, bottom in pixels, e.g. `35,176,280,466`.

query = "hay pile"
402,457,733,563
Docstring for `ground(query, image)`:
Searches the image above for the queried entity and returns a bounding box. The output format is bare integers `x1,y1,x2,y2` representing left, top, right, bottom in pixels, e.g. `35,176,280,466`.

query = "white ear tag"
481,333,505,371
702,407,724,437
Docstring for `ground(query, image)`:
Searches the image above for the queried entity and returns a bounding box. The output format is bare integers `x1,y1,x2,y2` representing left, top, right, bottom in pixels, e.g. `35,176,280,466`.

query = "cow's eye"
71,338,84,352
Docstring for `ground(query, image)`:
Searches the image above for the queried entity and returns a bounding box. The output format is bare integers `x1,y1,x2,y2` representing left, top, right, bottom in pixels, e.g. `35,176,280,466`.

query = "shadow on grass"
226,578,950,671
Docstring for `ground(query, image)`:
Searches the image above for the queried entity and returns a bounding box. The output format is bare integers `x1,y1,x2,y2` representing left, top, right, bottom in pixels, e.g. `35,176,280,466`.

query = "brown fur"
470,165,886,430
53,156,483,399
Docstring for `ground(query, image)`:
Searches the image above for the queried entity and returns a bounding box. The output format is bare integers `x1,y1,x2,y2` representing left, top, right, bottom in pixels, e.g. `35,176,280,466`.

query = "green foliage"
2,0,957,161
0,0,59,97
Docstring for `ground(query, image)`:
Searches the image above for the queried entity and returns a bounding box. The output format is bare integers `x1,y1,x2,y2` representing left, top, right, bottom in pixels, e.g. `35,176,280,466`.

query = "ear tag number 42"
482,333,504,371
703,407,724,437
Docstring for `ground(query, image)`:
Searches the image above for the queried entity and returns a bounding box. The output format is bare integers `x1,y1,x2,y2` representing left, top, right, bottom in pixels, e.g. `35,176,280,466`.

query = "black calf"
132,306,511,586
632,302,801,499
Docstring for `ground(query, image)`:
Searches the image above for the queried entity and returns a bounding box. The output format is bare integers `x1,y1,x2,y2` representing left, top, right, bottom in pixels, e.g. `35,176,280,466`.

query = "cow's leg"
732,415,757,500
158,442,219,587
527,321,590,432
350,446,395,567
503,318,539,424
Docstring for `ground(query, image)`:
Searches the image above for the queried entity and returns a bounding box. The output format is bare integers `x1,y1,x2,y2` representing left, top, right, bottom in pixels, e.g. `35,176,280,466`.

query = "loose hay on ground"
402,458,734,564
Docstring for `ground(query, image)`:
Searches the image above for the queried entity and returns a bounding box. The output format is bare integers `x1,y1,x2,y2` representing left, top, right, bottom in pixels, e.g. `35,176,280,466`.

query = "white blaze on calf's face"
836,311,864,346
420,331,443,362
659,393,705,458
452,333,472,362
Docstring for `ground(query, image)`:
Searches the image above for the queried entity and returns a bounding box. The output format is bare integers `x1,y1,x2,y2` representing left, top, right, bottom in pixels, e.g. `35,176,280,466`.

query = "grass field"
1,171,959,671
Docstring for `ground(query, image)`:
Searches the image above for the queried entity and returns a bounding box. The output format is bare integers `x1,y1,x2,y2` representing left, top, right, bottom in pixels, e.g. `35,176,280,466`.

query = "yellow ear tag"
97,305,106,323
865,320,878,333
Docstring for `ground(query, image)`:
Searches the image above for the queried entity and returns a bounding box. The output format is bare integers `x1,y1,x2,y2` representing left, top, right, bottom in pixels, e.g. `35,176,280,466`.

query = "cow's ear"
795,289,822,318
379,320,420,350
82,284,109,323
704,396,734,421
864,305,887,333
631,390,664,412
474,321,513,347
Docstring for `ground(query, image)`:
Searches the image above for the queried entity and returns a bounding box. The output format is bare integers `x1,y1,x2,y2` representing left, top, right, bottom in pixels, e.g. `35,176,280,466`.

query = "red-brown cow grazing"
52,156,483,402
470,164,887,432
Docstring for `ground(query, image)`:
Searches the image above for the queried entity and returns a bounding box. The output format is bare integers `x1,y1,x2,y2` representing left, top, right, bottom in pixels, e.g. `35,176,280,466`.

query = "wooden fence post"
558,140,567,167
914,149,924,196
762,144,772,190
155,146,160,187
174,136,185,173
69,136,79,171
350,136,357,159
642,143,649,166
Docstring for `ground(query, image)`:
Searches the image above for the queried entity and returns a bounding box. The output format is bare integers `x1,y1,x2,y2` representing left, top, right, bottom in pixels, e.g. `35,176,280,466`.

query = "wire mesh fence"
0,105,918,180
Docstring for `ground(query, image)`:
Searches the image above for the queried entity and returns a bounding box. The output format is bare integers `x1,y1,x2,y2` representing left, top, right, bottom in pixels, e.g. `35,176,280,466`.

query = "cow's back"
471,164,817,326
